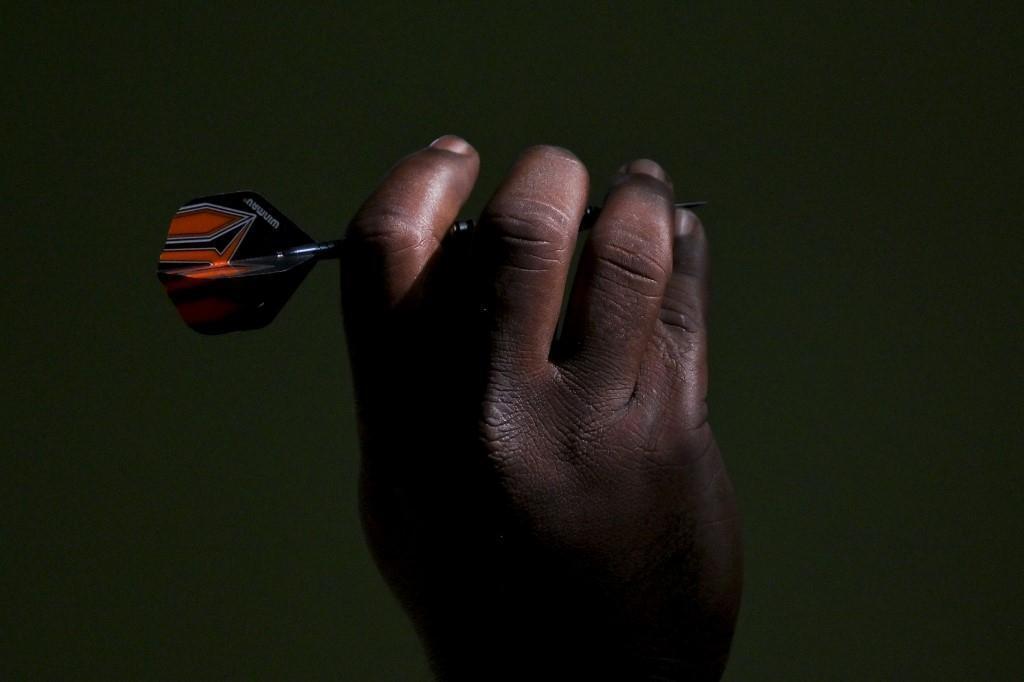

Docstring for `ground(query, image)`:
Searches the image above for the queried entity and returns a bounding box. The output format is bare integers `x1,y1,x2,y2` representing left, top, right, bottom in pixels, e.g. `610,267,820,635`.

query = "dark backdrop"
3,3,1020,680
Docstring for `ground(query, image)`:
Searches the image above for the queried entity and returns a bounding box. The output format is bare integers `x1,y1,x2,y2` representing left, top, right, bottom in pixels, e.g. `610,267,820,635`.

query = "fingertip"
616,158,673,189
498,144,590,215
520,143,583,165
674,208,704,239
429,134,475,156
417,135,481,196
671,208,709,280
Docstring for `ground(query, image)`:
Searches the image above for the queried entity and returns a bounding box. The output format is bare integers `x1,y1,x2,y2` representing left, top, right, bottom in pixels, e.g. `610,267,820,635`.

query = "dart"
158,191,706,334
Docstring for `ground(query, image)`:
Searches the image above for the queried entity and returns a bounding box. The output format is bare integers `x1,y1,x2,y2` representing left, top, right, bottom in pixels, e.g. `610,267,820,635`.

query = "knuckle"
477,379,551,473
483,196,575,265
479,393,525,450
555,362,635,416
659,287,706,333
348,204,436,257
591,234,671,296
487,196,570,239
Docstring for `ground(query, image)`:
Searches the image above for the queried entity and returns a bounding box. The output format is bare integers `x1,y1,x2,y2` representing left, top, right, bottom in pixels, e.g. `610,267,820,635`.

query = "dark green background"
3,2,1020,679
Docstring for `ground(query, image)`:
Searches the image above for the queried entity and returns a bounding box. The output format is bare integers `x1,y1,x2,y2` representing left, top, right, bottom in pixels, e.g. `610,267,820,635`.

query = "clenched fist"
340,136,742,680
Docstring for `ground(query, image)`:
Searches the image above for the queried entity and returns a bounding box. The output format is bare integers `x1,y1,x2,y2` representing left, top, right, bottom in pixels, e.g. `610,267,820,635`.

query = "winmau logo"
243,197,280,229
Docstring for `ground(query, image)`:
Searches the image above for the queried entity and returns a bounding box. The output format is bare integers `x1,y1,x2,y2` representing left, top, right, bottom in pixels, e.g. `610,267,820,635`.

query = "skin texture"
340,136,742,681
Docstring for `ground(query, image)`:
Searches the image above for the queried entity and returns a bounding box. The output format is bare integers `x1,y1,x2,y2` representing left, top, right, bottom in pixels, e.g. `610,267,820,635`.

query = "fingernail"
675,207,699,238
623,158,668,183
429,134,473,154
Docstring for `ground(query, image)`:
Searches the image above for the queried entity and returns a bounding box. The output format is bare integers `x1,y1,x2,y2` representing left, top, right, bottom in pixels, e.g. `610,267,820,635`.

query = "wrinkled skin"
340,137,741,680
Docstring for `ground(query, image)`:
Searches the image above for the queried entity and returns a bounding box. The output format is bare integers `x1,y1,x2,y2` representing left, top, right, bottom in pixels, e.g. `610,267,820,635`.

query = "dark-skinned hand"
339,136,742,681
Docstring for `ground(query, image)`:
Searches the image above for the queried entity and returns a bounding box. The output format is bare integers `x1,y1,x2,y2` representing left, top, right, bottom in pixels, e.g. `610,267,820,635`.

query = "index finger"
341,135,480,316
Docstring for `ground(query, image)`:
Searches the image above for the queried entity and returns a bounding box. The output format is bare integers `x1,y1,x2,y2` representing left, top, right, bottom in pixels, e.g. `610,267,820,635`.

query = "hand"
340,136,742,680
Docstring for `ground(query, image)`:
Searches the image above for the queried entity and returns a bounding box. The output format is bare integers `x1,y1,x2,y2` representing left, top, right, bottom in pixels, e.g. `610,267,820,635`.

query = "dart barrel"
445,203,702,238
